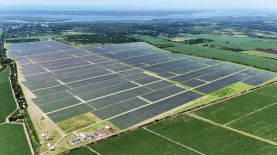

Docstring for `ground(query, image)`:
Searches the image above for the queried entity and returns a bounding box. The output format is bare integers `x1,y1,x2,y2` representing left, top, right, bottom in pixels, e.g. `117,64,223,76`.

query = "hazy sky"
0,0,276,10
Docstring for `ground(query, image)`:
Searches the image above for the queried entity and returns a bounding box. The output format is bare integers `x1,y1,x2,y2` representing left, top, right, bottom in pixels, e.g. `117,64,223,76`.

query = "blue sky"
0,0,276,10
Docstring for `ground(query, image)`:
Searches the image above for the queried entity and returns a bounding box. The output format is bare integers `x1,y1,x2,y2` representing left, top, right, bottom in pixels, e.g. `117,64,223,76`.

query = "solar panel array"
8,41,277,130
83,43,277,90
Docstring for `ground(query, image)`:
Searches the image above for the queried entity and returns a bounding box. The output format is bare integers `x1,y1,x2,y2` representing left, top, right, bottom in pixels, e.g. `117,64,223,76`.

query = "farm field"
177,33,277,51
147,114,277,154
0,66,17,123
193,92,277,124
88,128,199,155
7,40,277,134
0,124,32,155
193,83,277,142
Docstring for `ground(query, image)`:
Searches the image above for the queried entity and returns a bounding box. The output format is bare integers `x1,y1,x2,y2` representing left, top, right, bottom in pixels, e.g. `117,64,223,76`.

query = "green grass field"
0,67,17,123
0,124,31,155
88,128,198,155
147,114,277,154
6,35,57,41
0,28,3,35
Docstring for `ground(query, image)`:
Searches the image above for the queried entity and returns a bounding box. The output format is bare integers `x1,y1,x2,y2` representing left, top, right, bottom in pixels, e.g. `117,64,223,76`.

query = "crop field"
0,66,17,123
147,114,277,154
88,128,199,155
0,124,31,155
194,91,277,124
193,83,277,142
8,41,277,132
176,33,277,50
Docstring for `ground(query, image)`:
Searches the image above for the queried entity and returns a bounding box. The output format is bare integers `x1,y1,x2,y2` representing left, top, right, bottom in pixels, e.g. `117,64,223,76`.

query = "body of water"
0,10,276,23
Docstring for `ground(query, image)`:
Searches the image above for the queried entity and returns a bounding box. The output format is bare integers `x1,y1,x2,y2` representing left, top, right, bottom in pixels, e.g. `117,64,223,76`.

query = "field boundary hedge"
59,79,277,155
10,61,41,154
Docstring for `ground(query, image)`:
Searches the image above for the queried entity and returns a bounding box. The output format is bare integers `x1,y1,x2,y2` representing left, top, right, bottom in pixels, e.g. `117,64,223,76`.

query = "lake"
0,10,276,23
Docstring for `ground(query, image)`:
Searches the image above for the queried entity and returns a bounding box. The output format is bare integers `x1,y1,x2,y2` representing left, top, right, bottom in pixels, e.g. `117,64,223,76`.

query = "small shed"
42,133,46,137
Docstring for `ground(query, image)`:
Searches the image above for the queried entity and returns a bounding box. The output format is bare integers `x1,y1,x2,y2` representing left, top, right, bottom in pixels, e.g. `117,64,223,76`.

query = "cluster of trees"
56,34,138,45
156,43,175,48
182,38,214,44
0,29,9,64
24,110,41,154
10,63,27,109
9,113,24,122
9,62,41,154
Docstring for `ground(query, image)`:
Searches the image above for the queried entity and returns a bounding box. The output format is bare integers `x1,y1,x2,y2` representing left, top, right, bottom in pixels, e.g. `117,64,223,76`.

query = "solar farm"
7,41,277,132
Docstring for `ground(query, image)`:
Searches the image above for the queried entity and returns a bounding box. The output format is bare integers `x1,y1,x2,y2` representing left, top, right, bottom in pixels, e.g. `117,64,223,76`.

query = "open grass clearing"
58,134,77,148
56,112,102,134
26,98,62,150
78,121,121,133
